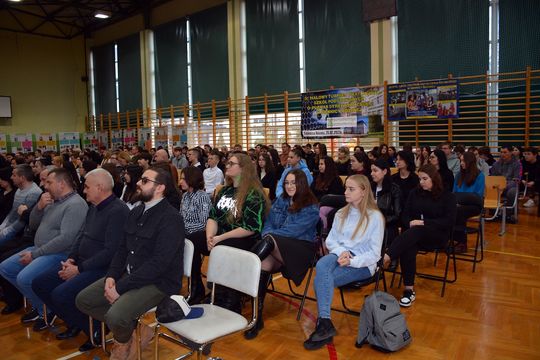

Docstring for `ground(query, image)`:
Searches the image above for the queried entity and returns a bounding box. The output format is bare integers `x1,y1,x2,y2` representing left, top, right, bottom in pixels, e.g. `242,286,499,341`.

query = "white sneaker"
523,199,535,208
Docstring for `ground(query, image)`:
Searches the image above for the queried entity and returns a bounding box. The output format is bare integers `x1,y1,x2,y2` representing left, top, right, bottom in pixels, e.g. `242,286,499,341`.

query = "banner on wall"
36,133,57,151
171,126,188,148
10,133,33,153
387,79,459,121
97,131,109,149
138,128,152,150
301,87,384,138
82,132,100,151
154,126,168,150
58,132,80,152
123,129,137,149
111,130,123,149
0,134,7,153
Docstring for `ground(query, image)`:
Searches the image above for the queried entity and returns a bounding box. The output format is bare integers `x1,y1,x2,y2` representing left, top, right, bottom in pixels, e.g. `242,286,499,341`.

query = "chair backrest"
390,167,398,175
484,176,506,204
213,184,224,200
340,175,347,184
207,246,261,298
454,192,484,211
263,187,270,197
183,239,194,278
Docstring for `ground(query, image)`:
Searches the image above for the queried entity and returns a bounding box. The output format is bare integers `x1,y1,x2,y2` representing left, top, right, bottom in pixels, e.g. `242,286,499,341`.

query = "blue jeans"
0,226,19,247
32,264,105,335
314,254,371,319
0,246,66,316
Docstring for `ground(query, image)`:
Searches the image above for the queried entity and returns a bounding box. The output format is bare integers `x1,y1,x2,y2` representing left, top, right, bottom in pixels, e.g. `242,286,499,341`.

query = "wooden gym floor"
1,206,539,360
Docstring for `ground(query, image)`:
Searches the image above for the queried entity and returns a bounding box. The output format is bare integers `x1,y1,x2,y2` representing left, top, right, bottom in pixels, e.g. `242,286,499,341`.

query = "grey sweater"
29,192,88,258
0,182,42,236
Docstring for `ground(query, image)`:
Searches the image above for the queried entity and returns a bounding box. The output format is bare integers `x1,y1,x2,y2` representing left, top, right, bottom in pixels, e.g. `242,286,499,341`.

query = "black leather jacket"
373,182,402,227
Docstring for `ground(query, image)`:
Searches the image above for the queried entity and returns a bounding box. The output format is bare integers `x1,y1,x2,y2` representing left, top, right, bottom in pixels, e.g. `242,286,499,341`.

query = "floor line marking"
55,351,84,360
482,249,540,260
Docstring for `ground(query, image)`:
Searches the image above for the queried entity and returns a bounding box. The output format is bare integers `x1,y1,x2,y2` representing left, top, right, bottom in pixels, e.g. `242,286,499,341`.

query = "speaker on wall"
362,0,397,22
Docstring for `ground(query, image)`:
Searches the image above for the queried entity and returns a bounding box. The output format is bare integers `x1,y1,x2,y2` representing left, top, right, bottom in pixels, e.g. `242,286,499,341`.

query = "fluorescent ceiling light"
94,11,111,19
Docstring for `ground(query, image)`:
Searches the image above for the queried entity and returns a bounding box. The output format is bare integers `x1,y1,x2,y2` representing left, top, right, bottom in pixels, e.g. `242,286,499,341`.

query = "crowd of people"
0,139,538,357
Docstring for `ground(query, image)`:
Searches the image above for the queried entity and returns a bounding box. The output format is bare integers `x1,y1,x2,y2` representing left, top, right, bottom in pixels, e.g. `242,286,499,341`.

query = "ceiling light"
94,11,111,19
9,0,23,3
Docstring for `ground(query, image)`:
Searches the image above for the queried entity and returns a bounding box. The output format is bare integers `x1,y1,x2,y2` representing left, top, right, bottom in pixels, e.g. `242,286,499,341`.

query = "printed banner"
0,134,8,153
58,132,80,152
82,132,100,151
10,133,33,153
36,133,57,152
154,126,168,150
388,79,459,121
123,129,137,149
138,127,152,150
301,87,384,138
97,131,109,149
171,126,188,148
111,130,123,149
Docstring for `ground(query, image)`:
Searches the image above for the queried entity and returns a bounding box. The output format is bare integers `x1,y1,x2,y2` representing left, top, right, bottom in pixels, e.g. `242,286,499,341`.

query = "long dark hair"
432,149,450,173
122,164,143,203
283,169,318,213
418,164,444,198
182,166,205,191
314,156,339,191
397,150,416,173
458,151,480,187
257,153,275,177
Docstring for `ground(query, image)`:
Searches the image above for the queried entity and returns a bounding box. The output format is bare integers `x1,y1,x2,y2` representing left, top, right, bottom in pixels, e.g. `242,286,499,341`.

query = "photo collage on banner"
82,132,100,151
138,127,152,150
58,132,80,152
36,133,58,152
301,87,384,138
97,131,109,149
154,126,169,150
387,79,459,121
172,126,188,148
10,133,33,153
111,129,123,150
123,129,137,149
0,134,7,153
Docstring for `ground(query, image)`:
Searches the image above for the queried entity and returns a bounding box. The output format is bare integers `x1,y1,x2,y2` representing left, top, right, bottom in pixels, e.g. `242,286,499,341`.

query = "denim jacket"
262,196,319,242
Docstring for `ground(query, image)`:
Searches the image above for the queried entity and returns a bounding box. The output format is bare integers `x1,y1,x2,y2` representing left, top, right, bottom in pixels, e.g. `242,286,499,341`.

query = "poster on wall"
111,130,123,149
154,126,169,150
36,133,57,152
123,129,137,149
82,132,100,151
138,127,152,150
171,126,188,148
10,133,33,153
0,134,8,153
301,87,384,138
97,131,109,149
58,132,80,152
387,79,459,121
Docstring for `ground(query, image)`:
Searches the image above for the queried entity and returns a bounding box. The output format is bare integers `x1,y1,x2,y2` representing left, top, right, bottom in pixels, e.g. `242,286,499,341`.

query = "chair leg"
154,324,160,360
297,266,315,321
499,207,506,236
101,321,109,355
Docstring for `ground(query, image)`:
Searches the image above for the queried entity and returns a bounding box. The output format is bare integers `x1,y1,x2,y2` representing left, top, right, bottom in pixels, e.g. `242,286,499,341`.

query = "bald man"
154,148,179,185
31,168,129,351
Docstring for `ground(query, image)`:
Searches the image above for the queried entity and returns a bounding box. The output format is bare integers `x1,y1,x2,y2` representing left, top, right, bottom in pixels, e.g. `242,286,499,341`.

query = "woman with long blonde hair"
304,174,385,350
191,153,270,310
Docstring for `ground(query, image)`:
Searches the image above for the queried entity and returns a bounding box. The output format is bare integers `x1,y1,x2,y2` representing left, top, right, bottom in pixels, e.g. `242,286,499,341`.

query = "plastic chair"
483,176,507,236
154,246,261,360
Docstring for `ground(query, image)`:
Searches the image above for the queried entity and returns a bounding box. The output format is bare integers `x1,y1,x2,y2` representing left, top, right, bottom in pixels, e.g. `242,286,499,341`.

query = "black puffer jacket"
372,181,402,245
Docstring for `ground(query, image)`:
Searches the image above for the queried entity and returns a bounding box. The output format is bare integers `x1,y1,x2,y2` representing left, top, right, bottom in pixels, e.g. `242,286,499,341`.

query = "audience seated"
151,161,182,210
335,146,351,176
203,150,224,196
120,164,144,209
0,168,88,330
247,169,319,339
31,169,129,351
304,174,384,350
191,153,270,313
257,153,277,200
392,150,419,206
101,163,124,198
383,164,457,307
0,167,15,224
349,151,372,182
430,149,455,192
311,156,344,201
521,147,539,208
276,148,313,198
490,144,521,208
76,167,185,359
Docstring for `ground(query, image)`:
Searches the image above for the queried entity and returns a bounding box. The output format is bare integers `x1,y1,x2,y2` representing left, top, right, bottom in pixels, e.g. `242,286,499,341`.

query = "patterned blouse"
180,190,211,234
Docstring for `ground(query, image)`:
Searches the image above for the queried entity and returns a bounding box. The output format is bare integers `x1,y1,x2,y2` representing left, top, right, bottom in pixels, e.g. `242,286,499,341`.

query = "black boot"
188,275,207,305
244,270,271,340
303,318,336,350
250,236,275,261
214,285,242,314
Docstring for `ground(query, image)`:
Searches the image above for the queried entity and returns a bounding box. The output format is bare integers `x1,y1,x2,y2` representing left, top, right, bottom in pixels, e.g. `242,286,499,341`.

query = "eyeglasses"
284,181,296,186
140,177,161,185
226,161,240,167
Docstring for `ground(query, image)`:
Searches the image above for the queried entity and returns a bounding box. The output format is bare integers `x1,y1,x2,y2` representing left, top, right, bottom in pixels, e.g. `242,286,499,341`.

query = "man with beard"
76,167,185,359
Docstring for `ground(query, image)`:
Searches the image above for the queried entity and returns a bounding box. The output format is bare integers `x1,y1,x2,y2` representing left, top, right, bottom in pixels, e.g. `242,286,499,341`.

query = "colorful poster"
387,79,459,121
82,132,100,151
0,134,7,153
171,126,188,148
97,131,109,149
111,130,123,149
138,127,152,150
58,132,80,152
10,133,33,153
301,87,384,138
154,126,168,149
36,133,57,152
123,129,137,149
